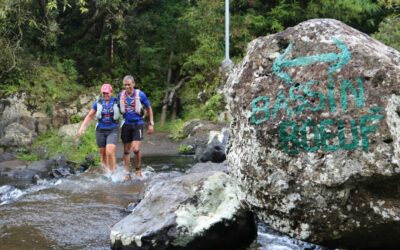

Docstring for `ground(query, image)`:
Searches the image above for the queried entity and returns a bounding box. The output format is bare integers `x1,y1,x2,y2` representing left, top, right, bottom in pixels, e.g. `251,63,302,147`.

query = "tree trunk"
160,51,174,126
172,96,177,120
160,92,169,126
110,37,114,65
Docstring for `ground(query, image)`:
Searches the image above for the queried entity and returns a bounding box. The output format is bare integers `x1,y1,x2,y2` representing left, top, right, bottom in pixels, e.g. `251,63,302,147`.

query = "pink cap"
101,83,112,93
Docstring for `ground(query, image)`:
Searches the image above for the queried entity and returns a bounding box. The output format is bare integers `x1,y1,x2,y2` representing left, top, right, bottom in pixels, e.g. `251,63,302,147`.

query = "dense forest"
1,0,399,125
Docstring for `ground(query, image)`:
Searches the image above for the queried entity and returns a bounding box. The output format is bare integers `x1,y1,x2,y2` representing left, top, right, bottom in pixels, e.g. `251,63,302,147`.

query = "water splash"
0,179,59,206
102,164,155,183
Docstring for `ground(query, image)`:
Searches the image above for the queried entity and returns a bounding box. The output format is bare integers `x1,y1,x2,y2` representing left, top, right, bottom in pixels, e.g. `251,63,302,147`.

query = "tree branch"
167,76,190,105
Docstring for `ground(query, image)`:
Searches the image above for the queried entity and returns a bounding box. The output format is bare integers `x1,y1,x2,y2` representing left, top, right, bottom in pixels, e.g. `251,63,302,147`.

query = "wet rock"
225,19,400,247
186,162,228,174
51,154,68,167
144,171,183,190
51,166,74,178
0,160,29,178
0,152,15,162
0,160,39,181
197,128,229,163
111,171,256,250
0,159,55,181
181,120,227,151
29,159,55,173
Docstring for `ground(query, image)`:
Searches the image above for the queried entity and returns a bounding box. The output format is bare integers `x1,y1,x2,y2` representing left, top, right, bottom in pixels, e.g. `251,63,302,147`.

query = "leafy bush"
156,118,187,141
178,144,194,155
17,123,99,165
373,15,400,51
69,114,82,124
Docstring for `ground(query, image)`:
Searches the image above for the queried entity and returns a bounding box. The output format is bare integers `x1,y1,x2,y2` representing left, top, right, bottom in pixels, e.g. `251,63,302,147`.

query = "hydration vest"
96,96,119,123
119,89,143,116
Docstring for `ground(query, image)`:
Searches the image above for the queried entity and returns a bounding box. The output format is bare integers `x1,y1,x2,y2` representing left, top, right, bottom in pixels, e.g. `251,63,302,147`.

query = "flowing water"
0,156,195,250
0,155,324,250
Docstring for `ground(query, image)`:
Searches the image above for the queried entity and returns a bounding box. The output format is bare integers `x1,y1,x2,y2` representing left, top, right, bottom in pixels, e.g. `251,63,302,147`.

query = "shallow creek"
0,155,323,250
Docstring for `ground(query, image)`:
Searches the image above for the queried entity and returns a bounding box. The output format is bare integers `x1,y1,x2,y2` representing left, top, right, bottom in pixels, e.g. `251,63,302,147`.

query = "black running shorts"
121,123,144,143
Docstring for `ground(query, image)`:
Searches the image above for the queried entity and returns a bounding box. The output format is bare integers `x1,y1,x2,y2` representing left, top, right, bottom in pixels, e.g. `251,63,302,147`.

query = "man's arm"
146,106,154,134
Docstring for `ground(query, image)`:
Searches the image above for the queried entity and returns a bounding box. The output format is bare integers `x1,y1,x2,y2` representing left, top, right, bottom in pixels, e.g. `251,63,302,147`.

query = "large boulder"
0,93,51,148
0,123,35,147
181,120,227,147
225,19,400,248
110,171,256,250
52,92,96,127
186,162,228,174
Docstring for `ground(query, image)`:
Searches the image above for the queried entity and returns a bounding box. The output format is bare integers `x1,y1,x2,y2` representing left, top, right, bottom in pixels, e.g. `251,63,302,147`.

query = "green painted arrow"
272,38,352,84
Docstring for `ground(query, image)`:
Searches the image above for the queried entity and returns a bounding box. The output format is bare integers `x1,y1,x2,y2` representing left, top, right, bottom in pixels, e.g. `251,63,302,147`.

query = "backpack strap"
119,90,126,114
134,89,142,115
96,97,103,119
112,97,120,120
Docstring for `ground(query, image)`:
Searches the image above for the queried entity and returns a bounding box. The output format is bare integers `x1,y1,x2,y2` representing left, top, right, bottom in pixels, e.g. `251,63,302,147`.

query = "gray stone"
33,114,51,134
0,152,15,162
28,159,54,173
110,171,256,250
0,123,35,147
0,93,51,148
0,160,32,180
58,123,81,137
225,19,400,247
0,159,56,181
196,128,229,163
186,162,228,174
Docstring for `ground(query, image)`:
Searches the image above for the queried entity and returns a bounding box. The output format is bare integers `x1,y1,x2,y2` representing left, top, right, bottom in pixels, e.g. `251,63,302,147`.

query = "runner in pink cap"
101,83,112,93
78,83,120,175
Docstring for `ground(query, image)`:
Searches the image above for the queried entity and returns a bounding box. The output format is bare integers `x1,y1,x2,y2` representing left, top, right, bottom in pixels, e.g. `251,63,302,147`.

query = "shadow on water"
0,155,196,250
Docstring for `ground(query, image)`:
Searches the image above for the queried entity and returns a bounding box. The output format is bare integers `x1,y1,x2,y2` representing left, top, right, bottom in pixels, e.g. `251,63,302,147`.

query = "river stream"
0,156,324,250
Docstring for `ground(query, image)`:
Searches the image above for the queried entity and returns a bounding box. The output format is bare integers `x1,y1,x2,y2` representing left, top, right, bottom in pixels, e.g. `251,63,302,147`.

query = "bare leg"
105,144,117,173
123,143,132,172
99,148,107,172
131,141,142,176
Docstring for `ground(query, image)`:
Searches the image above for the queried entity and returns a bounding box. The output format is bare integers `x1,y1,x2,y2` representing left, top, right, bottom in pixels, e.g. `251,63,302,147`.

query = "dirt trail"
116,132,180,157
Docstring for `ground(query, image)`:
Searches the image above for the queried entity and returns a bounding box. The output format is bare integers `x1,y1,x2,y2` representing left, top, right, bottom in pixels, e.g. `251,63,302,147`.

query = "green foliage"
177,144,194,155
16,147,40,162
1,0,398,130
202,93,225,121
156,118,187,141
0,84,18,97
69,114,83,124
17,123,99,164
305,0,383,32
23,62,82,111
373,15,400,51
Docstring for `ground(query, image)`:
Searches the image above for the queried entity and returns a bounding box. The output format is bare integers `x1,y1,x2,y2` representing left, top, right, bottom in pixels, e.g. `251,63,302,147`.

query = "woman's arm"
77,109,96,136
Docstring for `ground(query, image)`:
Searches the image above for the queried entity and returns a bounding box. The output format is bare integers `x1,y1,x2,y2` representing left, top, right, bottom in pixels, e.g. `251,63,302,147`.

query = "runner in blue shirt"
119,75,154,179
78,83,119,173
